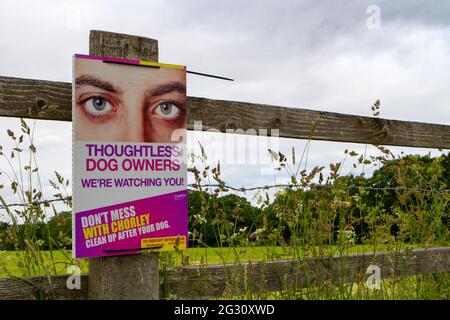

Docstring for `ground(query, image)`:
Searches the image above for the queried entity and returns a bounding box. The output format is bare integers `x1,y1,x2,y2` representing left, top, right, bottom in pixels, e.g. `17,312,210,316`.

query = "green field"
1,246,448,299
0,244,418,278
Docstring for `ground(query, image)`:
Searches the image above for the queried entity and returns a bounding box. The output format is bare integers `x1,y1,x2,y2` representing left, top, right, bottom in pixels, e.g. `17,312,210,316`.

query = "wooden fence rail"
0,247,448,300
1,76,449,149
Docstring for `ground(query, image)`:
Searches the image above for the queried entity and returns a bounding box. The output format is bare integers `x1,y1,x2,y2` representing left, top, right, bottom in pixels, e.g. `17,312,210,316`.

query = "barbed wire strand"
192,183,450,193
0,197,71,209
0,183,449,209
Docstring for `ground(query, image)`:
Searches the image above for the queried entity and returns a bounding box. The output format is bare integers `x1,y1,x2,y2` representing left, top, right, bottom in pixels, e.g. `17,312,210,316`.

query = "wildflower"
193,214,207,225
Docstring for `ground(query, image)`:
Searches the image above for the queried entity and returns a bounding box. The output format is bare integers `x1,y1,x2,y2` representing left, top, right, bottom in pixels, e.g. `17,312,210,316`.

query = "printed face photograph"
74,58,187,143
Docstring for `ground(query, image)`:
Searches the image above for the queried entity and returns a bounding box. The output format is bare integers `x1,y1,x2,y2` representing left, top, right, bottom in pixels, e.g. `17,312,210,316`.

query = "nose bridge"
123,96,145,142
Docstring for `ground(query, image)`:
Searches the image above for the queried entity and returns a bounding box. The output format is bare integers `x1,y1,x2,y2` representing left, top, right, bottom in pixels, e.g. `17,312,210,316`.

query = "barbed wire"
0,197,71,210
191,183,450,193
0,183,449,209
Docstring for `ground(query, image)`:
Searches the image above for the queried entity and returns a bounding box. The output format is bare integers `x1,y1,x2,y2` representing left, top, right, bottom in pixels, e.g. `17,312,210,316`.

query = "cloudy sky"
0,0,449,218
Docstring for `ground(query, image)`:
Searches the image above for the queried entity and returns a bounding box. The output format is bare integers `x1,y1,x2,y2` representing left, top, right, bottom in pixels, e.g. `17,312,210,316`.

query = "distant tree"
0,221,9,250
188,190,261,246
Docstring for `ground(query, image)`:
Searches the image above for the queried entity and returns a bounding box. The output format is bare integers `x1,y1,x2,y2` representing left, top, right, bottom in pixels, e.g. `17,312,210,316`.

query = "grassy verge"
217,273,450,300
0,244,426,278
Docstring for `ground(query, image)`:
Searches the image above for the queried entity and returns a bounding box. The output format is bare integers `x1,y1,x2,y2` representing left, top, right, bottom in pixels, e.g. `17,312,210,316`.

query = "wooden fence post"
87,30,160,300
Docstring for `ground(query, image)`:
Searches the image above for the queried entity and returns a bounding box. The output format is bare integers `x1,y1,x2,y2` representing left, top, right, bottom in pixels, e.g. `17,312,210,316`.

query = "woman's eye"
154,102,181,119
83,96,113,116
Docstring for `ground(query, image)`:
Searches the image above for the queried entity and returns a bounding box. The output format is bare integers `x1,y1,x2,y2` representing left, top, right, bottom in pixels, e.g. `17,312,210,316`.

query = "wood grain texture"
187,98,450,149
87,30,160,300
0,76,449,149
0,76,71,120
0,275,88,300
89,254,159,300
161,246,450,299
0,247,448,300
89,30,158,61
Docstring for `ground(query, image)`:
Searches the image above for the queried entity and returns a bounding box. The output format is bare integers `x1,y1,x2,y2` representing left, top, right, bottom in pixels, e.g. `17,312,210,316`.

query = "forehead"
75,58,186,88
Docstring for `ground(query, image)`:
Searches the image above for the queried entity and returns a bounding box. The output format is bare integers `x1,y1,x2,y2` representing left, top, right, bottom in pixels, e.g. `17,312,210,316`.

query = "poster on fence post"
72,54,188,258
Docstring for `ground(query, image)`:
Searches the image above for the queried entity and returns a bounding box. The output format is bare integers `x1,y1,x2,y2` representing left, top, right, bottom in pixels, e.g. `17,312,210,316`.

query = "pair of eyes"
80,95,183,121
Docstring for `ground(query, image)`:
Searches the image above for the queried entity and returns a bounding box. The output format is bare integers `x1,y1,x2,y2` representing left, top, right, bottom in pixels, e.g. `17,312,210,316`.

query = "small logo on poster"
174,193,186,200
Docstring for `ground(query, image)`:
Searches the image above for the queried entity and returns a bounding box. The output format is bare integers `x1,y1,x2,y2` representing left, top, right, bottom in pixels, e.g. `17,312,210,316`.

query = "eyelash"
149,100,186,122
78,95,117,122
78,95,186,122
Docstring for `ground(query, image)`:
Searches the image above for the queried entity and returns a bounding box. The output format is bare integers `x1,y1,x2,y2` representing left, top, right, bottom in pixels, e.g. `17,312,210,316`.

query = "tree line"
0,152,448,250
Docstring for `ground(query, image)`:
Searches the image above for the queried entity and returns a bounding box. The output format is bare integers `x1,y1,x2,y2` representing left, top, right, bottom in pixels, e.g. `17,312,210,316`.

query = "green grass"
0,244,422,278
217,273,450,300
2,246,448,300
0,250,82,278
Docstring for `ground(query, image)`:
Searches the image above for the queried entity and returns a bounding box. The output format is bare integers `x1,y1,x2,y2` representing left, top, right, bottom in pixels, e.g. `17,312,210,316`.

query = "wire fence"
0,183,449,210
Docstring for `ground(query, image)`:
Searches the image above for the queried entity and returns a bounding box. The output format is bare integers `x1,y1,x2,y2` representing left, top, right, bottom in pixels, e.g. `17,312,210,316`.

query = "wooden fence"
0,247,449,300
0,30,449,299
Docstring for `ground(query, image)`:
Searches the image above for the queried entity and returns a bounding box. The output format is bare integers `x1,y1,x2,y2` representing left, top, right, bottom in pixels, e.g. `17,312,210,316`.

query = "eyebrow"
75,75,121,93
146,81,186,98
